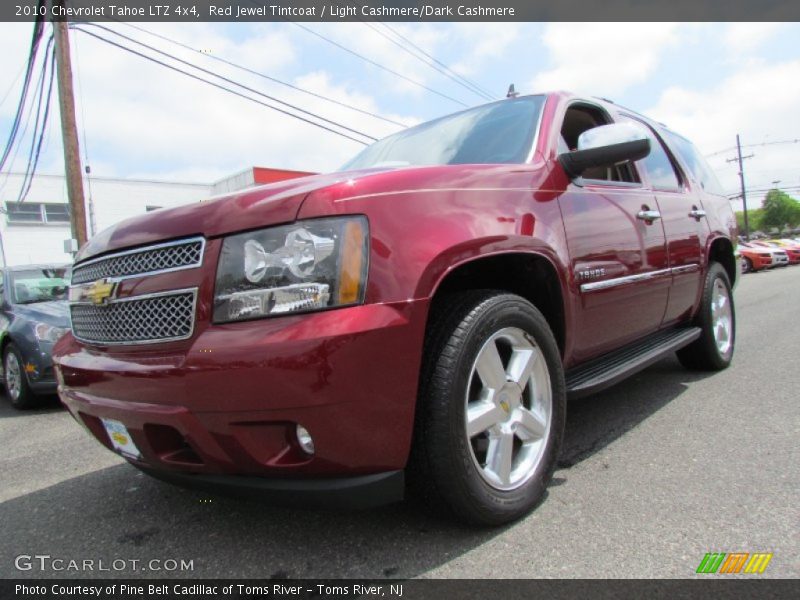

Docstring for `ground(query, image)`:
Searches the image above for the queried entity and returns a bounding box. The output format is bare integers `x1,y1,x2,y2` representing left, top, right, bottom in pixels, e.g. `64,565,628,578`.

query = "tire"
676,263,735,371
3,344,38,409
742,257,752,274
409,290,566,526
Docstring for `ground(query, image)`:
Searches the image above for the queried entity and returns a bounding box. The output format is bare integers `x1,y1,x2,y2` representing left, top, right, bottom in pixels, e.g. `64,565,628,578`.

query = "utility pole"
53,4,88,248
727,134,754,241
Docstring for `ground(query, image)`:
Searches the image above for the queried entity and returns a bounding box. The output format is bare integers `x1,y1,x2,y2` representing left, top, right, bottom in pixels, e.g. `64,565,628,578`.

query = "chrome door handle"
636,210,661,221
689,208,707,219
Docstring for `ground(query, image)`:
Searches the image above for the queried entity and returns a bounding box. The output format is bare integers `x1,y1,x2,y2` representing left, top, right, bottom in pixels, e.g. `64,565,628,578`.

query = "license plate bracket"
101,418,142,459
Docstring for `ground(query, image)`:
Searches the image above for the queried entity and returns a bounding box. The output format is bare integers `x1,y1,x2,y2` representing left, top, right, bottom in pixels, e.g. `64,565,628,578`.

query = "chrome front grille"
70,289,197,345
71,238,204,284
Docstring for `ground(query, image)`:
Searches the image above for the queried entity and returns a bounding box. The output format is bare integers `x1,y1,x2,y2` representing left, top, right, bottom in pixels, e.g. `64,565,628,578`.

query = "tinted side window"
664,131,725,196
620,117,681,191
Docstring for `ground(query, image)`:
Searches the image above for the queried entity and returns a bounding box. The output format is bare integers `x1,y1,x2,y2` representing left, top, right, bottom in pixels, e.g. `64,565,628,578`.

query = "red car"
738,243,779,272
749,240,800,264
54,92,738,525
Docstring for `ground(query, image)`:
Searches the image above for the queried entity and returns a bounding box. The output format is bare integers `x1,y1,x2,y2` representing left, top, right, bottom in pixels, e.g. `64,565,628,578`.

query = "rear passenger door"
621,115,705,326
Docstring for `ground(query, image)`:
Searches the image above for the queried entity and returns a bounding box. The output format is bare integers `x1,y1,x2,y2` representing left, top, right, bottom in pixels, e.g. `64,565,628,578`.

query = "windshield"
10,268,70,304
340,96,545,171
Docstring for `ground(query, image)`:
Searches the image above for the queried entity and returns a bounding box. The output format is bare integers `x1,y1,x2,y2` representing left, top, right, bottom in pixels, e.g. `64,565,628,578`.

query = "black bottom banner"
3,579,799,600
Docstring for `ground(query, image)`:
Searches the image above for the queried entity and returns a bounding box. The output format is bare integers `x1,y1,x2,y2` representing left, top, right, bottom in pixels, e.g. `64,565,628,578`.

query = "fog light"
296,424,315,455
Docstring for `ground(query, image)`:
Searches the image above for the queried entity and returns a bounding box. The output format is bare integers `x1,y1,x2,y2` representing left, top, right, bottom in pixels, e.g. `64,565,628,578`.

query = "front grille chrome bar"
71,237,205,285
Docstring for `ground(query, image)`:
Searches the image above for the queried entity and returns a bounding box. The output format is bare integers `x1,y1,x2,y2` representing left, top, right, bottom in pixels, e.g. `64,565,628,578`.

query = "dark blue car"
0,265,71,409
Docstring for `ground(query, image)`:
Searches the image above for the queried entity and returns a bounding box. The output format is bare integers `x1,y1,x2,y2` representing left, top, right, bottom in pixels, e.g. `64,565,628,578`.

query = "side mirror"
558,122,651,179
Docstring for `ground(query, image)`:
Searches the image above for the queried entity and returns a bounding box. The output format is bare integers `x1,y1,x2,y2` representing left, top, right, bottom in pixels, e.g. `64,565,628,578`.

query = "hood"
76,169,393,262
76,163,540,262
13,300,70,327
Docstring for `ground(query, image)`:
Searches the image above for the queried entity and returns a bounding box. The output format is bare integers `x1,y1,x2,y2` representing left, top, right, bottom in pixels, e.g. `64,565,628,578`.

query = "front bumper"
55,299,428,490
137,466,404,509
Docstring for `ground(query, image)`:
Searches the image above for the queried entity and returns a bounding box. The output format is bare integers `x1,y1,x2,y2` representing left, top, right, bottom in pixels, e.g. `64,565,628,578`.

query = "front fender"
298,187,569,305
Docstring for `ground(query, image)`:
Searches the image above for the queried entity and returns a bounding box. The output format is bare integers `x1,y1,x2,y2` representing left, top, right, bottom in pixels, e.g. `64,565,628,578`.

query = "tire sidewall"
4,344,33,409
700,264,736,367
434,295,566,524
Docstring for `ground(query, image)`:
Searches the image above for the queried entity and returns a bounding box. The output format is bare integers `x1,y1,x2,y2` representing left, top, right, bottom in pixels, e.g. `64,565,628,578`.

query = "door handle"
689,208,707,220
636,209,661,222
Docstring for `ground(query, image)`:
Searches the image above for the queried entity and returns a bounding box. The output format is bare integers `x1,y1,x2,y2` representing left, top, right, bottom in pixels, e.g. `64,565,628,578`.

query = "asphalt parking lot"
1,266,798,580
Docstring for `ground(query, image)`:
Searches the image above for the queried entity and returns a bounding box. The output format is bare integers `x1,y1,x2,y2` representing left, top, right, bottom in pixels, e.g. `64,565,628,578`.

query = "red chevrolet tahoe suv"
53,92,739,525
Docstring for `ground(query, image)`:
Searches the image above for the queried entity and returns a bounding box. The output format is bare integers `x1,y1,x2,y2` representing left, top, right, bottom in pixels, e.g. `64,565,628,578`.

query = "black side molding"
565,327,701,399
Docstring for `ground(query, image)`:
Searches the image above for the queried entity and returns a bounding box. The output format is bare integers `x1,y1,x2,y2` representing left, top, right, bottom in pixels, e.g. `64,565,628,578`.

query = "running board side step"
565,327,701,399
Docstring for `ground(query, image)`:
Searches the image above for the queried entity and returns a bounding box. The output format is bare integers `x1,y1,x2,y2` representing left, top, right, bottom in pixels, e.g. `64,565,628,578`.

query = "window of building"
44,203,70,222
6,202,42,223
4,202,71,224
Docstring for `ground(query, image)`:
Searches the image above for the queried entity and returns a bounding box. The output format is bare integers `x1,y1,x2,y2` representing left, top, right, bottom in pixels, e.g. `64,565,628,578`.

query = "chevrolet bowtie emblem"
86,279,118,305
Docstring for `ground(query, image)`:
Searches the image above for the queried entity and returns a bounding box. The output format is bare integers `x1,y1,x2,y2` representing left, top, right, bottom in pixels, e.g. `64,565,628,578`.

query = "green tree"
760,189,800,233
736,208,763,233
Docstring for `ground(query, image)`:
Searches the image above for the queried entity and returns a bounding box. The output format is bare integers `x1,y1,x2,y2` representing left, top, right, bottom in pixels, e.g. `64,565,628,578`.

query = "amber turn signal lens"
338,219,367,305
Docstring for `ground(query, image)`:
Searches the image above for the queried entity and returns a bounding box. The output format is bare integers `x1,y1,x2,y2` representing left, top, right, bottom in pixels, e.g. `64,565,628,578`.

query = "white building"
0,166,313,266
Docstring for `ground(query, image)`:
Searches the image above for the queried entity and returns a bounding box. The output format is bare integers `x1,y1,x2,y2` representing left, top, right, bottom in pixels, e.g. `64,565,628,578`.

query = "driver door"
557,103,670,363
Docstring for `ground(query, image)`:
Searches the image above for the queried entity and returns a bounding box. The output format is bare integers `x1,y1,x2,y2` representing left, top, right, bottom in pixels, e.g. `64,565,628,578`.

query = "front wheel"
742,257,752,274
3,344,38,409
677,263,735,371
409,291,566,526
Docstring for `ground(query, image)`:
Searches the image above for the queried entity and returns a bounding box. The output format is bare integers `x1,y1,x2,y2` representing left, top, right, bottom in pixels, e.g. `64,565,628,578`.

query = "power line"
113,20,409,129
0,5,47,173
728,185,800,198
379,22,497,100
706,138,800,158
3,38,49,178
0,16,48,200
0,62,28,110
81,23,378,143
290,21,470,108
18,37,56,203
72,27,372,146
361,21,493,102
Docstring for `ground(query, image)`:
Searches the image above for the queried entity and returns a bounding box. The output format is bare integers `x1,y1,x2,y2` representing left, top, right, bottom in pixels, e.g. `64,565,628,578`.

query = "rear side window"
664,131,726,196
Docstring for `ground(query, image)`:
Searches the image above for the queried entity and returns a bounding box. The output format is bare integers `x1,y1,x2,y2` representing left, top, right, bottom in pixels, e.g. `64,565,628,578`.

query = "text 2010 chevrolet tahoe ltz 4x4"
54,92,738,525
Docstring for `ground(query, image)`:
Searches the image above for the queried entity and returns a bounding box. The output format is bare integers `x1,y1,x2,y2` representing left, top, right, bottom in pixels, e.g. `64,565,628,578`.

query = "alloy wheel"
5,352,22,401
711,279,733,356
464,327,552,491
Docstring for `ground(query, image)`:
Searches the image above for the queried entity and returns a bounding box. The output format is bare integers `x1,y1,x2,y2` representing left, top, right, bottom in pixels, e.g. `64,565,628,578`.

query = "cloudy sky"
0,21,798,208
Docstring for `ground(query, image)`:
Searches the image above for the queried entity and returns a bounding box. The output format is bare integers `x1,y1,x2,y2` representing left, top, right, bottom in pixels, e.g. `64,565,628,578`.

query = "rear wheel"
3,344,38,409
677,263,735,371
409,291,566,526
742,257,752,274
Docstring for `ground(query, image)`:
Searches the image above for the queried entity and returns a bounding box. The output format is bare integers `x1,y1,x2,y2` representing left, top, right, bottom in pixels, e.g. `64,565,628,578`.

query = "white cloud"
723,23,784,55
531,22,680,97
0,23,40,119
1,22,418,183
311,22,503,106
648,59,800,203
449,22,522,85
312,22,449,100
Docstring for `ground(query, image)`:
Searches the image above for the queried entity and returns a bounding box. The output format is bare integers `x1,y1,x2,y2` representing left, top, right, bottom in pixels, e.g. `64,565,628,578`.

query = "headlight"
34,323,68,344
213,216,368,323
